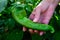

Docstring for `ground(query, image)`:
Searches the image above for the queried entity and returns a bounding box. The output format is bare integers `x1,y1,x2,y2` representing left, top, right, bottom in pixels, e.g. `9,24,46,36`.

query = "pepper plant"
0,0,60,40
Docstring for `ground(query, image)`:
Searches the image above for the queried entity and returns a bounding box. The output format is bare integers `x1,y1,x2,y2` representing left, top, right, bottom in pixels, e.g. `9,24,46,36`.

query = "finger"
28,9,36,33
23,27,27,32
33,8,41,22
29,9,36,20
39,31,45,36
34,30,38,33
41,5,55,24
29,29,34,34
29,13,35,20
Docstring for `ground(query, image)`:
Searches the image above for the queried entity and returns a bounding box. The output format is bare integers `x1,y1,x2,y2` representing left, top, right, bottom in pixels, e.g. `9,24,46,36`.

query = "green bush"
0,0,60,40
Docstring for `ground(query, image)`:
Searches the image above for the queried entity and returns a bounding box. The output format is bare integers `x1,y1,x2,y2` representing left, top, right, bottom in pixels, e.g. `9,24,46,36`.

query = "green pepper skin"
11,6,55,33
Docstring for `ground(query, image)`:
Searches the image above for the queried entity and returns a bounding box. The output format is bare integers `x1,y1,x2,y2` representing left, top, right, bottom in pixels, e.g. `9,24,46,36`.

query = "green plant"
0,0,60,40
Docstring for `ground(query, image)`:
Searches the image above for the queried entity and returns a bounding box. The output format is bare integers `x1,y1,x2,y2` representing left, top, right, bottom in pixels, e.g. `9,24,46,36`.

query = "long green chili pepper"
11,6,55,33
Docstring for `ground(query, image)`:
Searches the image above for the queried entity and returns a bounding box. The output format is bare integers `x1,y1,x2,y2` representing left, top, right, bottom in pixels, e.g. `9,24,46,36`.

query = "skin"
23,0,60,36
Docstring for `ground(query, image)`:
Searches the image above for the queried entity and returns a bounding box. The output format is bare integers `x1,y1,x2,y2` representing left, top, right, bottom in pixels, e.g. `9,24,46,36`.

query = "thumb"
33,9,41,22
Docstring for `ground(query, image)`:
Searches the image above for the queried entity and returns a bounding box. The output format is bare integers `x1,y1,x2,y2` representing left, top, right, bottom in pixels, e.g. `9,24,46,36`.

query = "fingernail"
23,27,26,32
34,30,38,33
33,18,38,22
29,29,33,34
39,32,44,36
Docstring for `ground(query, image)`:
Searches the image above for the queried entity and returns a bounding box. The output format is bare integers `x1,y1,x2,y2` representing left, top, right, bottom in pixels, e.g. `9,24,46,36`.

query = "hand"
23,0,58,36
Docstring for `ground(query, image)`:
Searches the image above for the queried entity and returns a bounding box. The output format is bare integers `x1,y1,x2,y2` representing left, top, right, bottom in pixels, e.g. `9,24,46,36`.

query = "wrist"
43,0,54,3
42,0,59,8
43,0,59,4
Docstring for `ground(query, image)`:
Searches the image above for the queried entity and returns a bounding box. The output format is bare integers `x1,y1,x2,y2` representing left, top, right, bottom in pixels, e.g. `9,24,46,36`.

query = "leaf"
32,33,43,40
0,0,8,13
4,18,15,31
6,30,24,40
53,31,60,40
0,34,2,40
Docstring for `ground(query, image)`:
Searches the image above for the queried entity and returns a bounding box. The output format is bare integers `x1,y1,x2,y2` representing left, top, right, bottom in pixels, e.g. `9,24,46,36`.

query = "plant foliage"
0,0,60,40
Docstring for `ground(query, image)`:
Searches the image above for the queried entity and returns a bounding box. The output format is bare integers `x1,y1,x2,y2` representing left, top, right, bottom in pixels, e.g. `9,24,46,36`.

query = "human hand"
23,0,59,36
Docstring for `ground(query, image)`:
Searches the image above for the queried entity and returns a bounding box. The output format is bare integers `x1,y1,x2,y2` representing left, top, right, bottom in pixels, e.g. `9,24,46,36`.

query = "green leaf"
53,31,60,40
4,18,15,31
32,33,43,40
0,0,8,13
6,30,24,40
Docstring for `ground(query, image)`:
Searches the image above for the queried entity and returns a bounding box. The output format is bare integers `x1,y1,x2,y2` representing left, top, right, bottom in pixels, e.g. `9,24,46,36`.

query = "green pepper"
11,6,55,33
